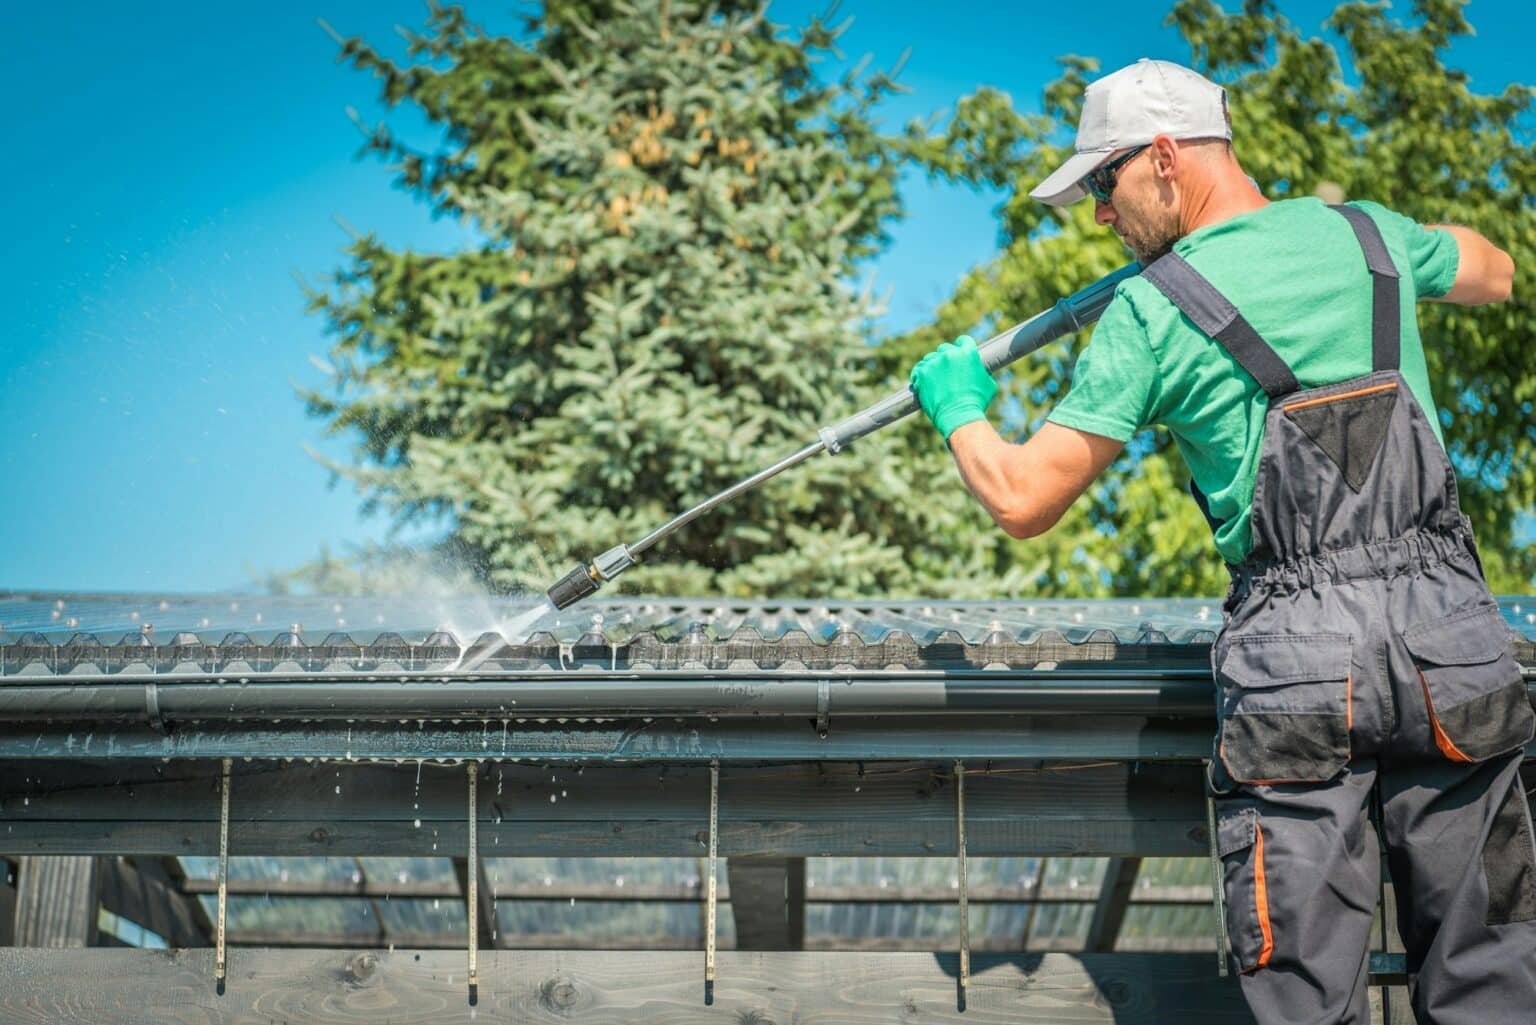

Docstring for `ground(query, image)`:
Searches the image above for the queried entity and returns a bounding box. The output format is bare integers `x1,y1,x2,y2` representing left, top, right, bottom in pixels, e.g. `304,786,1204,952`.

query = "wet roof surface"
3,592,1533,676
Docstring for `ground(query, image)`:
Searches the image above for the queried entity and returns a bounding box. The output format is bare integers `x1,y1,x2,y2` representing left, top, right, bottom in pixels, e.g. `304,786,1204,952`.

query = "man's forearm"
946,419,1128,540
947,420,1038,538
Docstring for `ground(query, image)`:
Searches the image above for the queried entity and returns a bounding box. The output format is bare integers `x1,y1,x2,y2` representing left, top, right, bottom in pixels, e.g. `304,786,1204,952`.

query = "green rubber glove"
908,335,998,443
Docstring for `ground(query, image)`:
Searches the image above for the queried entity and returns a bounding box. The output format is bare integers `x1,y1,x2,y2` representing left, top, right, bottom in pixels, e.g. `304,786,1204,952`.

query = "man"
909,58,1534,1025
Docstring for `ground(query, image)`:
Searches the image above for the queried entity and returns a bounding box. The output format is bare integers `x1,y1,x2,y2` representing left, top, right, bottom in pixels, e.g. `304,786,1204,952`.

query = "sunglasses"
1082,145,1149,204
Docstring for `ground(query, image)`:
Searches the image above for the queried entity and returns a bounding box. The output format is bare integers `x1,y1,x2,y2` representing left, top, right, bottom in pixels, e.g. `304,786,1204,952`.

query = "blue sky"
3,1,1531,593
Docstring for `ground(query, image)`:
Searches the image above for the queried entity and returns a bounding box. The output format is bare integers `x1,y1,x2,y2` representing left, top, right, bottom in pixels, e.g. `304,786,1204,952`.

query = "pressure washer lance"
546,262,1142,610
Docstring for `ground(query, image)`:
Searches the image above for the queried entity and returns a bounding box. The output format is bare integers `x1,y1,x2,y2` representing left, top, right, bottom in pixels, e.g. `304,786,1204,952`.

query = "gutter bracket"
215,757,231,991
466,763,479,1004
815,679,830,739
704,760,719,1004
144,682,167,734
956,760,969,1010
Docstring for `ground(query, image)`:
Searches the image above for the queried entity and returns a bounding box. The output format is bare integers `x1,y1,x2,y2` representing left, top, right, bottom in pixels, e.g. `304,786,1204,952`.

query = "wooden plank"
1084,857,1141,952
11,856,100,947
0,760,1210,858
97,858,207,949
0,948,1257,1023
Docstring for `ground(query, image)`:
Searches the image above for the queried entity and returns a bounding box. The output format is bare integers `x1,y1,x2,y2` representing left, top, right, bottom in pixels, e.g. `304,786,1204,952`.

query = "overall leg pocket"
1401,603,1534,763
1218,805,1274,972
1484,773,1536,926
1216,633,1353,785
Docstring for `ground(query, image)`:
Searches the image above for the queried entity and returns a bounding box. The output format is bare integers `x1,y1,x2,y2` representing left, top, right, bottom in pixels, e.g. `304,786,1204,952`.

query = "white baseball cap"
1030,58,1231,207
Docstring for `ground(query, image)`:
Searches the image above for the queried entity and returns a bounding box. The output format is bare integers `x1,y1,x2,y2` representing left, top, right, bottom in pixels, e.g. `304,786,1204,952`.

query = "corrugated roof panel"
8,593,1529,680
202,894,377,937
178,855,355,885
376,897,465,940
1,593,1239,645
498,900,736,946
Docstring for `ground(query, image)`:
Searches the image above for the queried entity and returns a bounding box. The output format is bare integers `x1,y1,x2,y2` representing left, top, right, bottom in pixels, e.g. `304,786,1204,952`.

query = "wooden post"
12,856,101,947
727,858,806,950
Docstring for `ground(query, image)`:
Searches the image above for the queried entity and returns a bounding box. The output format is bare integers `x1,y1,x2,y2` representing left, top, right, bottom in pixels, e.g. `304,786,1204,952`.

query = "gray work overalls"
1142,205,1536,1025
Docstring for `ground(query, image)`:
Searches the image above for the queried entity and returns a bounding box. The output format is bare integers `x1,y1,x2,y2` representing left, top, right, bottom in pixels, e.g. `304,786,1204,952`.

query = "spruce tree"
305,1,1003,598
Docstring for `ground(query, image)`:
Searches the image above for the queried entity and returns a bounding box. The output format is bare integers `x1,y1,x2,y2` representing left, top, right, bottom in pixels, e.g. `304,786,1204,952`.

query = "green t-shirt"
1046,196,1460,565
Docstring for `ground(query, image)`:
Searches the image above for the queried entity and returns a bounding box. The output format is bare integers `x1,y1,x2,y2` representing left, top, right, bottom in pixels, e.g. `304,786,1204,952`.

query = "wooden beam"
97,858,208,949
0,948,1257,1023
12,856,100,947
174,875,1214,905
0,759,1210,859
1084,857,1142,952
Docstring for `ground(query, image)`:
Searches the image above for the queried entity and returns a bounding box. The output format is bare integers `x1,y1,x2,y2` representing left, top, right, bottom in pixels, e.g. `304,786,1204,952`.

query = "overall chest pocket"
1216,633,1353,785
1401,603,1533,763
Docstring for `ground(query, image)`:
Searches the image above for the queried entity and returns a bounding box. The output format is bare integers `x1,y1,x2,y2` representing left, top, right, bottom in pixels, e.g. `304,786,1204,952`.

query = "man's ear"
1150,134,1179,181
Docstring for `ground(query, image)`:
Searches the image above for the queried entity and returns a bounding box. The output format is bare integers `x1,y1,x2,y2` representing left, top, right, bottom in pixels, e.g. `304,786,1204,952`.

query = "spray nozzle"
546,544,638,610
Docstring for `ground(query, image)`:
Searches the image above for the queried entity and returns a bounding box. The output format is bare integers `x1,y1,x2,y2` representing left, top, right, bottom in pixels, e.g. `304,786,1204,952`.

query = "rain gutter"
0,668,1222,721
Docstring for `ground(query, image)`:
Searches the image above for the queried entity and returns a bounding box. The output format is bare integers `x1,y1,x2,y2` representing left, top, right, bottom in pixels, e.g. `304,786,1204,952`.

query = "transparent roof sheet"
6,592,1533,677
172,854,1218,950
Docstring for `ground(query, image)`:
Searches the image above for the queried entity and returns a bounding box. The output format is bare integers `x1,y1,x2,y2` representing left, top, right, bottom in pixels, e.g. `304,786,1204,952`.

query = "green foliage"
893,0,1536,594
305,0,1534,600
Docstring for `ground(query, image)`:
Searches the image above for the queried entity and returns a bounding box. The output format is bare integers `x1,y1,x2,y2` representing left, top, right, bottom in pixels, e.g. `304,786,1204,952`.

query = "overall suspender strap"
1141,253,1300,399
1329,204,1401,374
